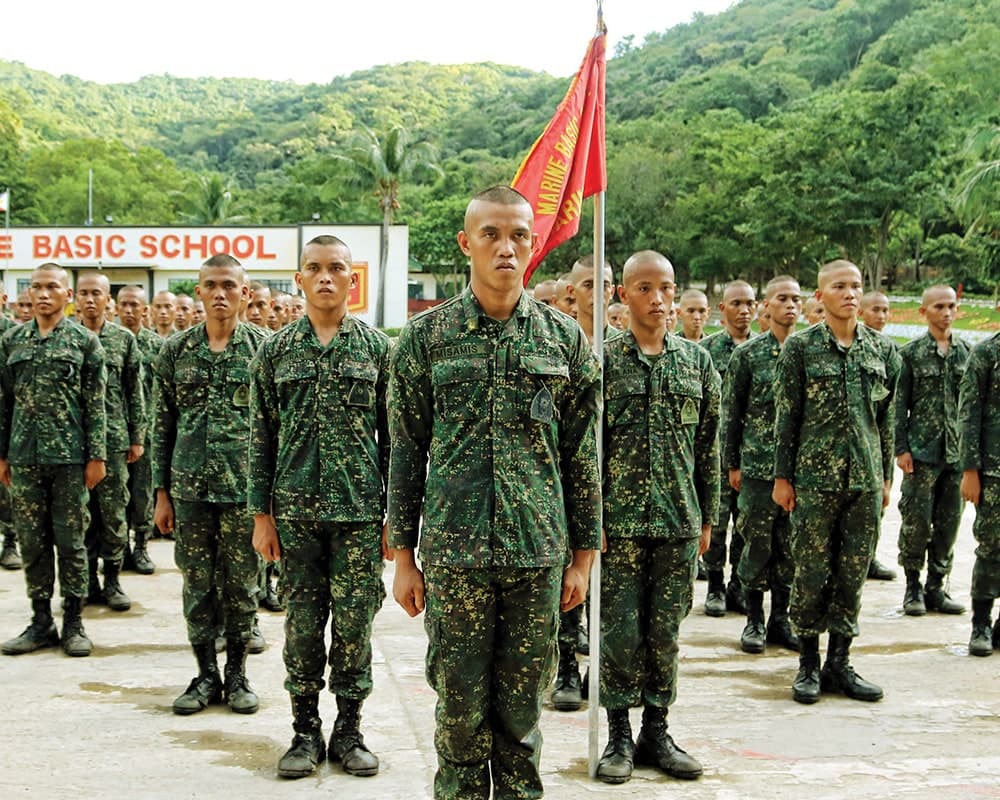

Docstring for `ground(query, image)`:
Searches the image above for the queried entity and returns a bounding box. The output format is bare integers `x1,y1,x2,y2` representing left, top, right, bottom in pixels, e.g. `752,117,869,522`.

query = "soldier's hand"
392,549,425,617
0,459,10,487
126,444,145,464
253,514,281,562
561,549,595,612
601,529,607,553
961,469,981,506
154,490,175,535
84,460,107,490
772,478,795,513
882,479,892,509
698,524,711,556
381,523,393,561
729,468,742,492
896,452,914,475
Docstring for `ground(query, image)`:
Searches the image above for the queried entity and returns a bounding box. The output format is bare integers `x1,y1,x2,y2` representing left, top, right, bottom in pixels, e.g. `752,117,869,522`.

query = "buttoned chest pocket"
432,358,486,420
275,358,317,407
751,366,775,407
175,363,211,407
805,360,841,401
520,355,569,424
912,361,942,392
39,347,84,386
6,348,36,390
103,349,124,390
666,378,703,426
341,362,378,408
606,374,646,428
862,358,888,403
225,365,251,408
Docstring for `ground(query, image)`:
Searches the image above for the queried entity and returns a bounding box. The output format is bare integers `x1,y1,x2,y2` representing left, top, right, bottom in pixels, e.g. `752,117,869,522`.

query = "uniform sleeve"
695,351,722,524
877,338,900,482
0,339,12,460
557,329,602,552
773,335,805,481
386,325,433,549
893,346,914,457
958,344,988,472
123,334,147,446
723,346,749,472
376,336,391,510
247,345,279,516
82,336,108,462
150,344,178,492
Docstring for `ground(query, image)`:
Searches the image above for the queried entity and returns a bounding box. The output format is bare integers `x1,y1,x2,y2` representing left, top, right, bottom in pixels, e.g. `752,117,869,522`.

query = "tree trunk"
375,202,391,328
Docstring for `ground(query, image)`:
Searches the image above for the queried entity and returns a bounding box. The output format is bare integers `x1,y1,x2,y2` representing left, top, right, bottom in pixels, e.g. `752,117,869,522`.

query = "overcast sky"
4,1,735,84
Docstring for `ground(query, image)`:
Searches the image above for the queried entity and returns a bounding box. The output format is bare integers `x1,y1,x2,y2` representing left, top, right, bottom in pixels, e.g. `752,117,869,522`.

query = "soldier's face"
764,281,802,331
152,296,175,327
29,269,72,319
860,297,889,331
818,266,863,322
289,298,306,321
191,302,206,324
554,286,577,319
458,200,536,298
75,276,109,323
16,294,33,322
720,288,756,335
296,243,355,315
619,260,676,336
678,299,708,338
246,290,272,327
570,266,614,321
117,291,145,330
175,298,194,328
920,288,957,335
196,266,247,321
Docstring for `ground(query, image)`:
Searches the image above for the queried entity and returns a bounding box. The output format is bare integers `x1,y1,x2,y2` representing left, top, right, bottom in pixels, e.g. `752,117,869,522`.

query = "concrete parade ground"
1,474,998,800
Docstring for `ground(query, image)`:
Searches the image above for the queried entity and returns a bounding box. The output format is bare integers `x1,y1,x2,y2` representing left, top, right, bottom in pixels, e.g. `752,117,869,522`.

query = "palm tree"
174,173,248,225
955,125,1000,234
334,126,441,327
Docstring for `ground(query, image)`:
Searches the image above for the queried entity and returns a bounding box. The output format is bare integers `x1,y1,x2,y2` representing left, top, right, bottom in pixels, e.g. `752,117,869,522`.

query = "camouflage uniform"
895,331,970,576
151,321,265,645
248,315,389,699
388,288,601,800
0,318,107,600
601,330,720,709
126,325,163,545
774,322,898,637
724,332,794,592
85,322,145,568
0,316,15,561
958,333,1000,602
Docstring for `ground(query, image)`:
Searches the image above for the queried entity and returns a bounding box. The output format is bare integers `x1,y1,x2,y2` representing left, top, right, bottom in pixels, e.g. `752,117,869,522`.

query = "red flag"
513,32,607,284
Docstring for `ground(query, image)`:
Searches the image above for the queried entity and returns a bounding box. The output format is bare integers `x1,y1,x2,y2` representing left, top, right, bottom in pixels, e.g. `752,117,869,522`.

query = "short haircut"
817,259,861,287
860,291,889,308
765,274,800,299
679,288,708,305
305,234,349,250
621,250,673,286
471,185,530,207
76,270,110,291
175,293,193,302
200,253,245,280
921,284,955,305
32,262,70,286
248,280,269,293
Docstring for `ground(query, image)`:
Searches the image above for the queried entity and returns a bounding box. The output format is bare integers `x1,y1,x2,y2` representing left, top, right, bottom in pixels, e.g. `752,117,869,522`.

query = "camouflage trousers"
735,478,794,592
704,481,743,574
789,488,880,638
0,480,12,542
85,452,130,566
126,448,154,538
600,536,698,710
971,475,1000,601
9,464,89,599
173,500,257,645
557,604,583,657
897,460,963,575
423,564,561,800
278,519,384,698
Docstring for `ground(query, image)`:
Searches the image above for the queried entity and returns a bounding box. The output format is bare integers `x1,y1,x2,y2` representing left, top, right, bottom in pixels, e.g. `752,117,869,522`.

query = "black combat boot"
0,532,21,570
634,705,702,779
173,641,223,714
704,570,726,617
820,633,883,701
101,561,131,612
924,571,964,614
278,694,326,778
791,635,821,704
86,559,105,606
726,575,747,614
766,586,800,651
740,590,766,654
247,616,266,654
61,597,92,657
2,599,59,655
131,530,156,575
902,569,926,616
596,708,634,784
551,648,583,711
969,599,994,657
224,638,259,714
330,696,379,776
867,558,896,581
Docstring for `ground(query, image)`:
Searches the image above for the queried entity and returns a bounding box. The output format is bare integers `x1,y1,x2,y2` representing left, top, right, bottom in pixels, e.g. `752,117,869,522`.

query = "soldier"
608,302,628,331
553,274,578,319
802,297,825,325
724,276,802,654
388,186,601,799
15,290,32,324
773,260,898,704
246,281,273,329
271,292,293,329
0,295,19,570
174,293,195,331
677,289,709,343
895,285,969,616
191,300,206,325
532,279,558,306
116,285,162,573
76,273,145,611
597,250,718,784
250,235,389,779
700,280,757,617
287,294,306,322
151,290,177,338
664,304,677,335
755,306,771,334
959,331,1000,656
0,263,107,658
152,254,267,715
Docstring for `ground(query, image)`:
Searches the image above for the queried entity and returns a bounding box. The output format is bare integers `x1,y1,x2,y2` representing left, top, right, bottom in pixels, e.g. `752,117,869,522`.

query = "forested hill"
1,0,997,293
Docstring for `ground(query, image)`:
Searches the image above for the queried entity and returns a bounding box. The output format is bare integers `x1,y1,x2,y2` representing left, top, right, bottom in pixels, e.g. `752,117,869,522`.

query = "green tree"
173,173,248,225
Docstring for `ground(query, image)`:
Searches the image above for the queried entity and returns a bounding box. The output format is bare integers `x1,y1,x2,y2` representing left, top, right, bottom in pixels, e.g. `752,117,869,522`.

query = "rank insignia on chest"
232,384,250,407
530,385,554,423
681,398,699,425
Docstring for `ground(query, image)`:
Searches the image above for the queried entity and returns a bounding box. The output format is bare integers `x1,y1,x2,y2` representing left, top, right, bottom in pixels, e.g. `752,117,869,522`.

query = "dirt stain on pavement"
163,729,285,773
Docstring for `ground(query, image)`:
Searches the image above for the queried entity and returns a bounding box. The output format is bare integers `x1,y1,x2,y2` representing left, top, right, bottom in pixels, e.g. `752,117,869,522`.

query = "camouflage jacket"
701,329,751,469
151,321,266,503
0,317,107,466
94,322,146,453
723,330,782,480
387,287,602,568
894,330,970,467
774,322,898,492
958,332,1000,477
248,315,390,521
603,329,720,540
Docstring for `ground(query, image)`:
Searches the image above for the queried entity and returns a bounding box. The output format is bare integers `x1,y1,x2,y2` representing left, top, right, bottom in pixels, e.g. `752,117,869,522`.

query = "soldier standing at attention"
151,290,177,339
724,276,803,654
117,285,163,573
0,263,107,658
0,295,20,571
677,289,709,343
802,297,825,325
191,300,206,325
173,294,195,332
597,250,718,784
15,290,33,324
895,285,969,616
959,331,1000,656
250,235,389,779
152,254,266,714
76,273,146,611
553,274,578,320
773,260,898,704
701,280,757,617
246,282,273,329
389,186,601,799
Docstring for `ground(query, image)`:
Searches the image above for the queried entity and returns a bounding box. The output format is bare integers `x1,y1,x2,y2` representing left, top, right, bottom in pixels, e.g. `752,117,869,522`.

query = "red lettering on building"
256,235,277,260
139,234,158,259
0,235,11,259
161,235,181,258
232,235,254,260
107,235,126,259
208,235,230,256
33,235,52,259
185,235,209,260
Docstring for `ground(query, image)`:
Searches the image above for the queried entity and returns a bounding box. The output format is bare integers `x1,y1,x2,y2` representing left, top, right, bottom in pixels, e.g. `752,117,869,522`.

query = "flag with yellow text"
512,32,606,283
